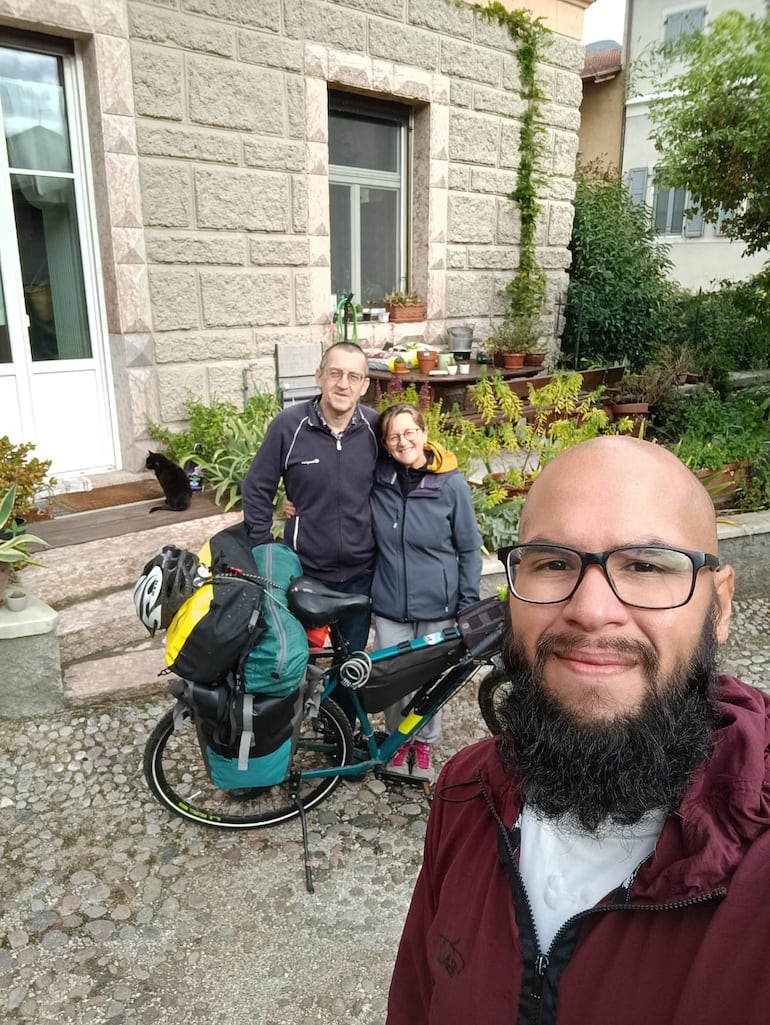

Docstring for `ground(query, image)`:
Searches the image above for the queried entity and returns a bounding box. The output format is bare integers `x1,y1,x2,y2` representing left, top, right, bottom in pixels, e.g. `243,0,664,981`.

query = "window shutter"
664,13,683,43
685,208,704,237
627,167,648,207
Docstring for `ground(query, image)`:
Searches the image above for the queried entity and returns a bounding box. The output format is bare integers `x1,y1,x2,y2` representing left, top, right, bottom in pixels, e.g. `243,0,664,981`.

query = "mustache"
534,632,660,684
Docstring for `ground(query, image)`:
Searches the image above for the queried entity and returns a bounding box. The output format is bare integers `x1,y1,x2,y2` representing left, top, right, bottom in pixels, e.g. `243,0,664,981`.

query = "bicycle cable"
338,651,372,689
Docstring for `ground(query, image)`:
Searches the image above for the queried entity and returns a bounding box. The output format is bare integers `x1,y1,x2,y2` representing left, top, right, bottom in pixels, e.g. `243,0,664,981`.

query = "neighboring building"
0,0,594,480
578,40,624,172
623,0,768,291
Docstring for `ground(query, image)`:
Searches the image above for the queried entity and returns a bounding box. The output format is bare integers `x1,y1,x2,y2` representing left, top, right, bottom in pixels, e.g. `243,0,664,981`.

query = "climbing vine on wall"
470,2,550,321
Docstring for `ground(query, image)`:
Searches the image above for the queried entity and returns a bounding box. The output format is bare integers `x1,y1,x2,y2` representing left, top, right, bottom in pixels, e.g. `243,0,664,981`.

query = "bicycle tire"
477,665,513,736
143,696,354,829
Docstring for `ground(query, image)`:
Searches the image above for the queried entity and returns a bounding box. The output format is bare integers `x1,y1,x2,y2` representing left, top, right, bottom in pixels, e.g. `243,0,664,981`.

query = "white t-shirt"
518,804,667,952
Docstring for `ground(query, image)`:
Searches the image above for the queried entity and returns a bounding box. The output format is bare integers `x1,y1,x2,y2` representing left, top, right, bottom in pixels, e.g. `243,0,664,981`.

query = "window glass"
328,94,408,305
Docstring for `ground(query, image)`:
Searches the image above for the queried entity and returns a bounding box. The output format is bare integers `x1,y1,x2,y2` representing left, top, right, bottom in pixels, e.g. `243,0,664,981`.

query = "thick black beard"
497,607,721,832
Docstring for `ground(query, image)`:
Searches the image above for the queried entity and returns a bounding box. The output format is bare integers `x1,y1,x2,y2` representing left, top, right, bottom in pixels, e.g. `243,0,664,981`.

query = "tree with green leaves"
648,11,770,257
562,167,676,372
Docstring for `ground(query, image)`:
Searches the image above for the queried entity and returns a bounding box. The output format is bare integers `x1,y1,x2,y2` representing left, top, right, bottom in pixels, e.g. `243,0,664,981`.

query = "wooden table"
366,362,541,409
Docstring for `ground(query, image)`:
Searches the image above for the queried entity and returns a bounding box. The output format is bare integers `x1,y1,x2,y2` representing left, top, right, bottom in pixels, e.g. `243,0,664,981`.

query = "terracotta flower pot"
502,352,526,369
524,352,545,366
385,303,426,323
417,352,437,374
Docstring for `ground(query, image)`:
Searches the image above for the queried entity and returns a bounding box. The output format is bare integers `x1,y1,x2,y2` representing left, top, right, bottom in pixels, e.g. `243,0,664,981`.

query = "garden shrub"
667,269,770,380
562,167,678,372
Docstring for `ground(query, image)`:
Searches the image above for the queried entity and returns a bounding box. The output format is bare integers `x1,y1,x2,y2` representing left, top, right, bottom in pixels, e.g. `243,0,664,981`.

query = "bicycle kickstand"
290,768,314,894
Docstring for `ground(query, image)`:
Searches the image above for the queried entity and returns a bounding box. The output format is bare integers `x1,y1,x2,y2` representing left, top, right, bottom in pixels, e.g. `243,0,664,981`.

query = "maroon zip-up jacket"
387,675,770,1025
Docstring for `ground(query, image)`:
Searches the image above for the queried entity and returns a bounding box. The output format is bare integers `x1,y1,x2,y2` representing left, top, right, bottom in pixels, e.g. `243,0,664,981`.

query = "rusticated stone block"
249,236,309,266
242,137,305,171
470,167,518,196
238,30,303,71
445,273,496,318
369,23,440,70
194,167,289,232
199,270,291,327
130,4,234,55
157,365,208,421
147,234,246,265
409,0,473,38
449,195,496,244
188,55,284,132
138,123,240,164
441,38,499,86
552,130,579,177
154,330,254,363
148,269,199,330
131,46,183,121
183,0,280,33
473,85,525,119
448,111,498,165
140,162,192,227
207,364,250,405
285,0,365,44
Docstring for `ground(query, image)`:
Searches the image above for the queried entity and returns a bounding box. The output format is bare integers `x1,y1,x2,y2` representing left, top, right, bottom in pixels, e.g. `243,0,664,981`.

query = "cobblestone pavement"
1,599,769,1025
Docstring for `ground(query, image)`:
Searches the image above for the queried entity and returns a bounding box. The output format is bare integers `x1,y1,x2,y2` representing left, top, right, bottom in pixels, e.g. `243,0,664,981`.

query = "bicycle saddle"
288,576,371,627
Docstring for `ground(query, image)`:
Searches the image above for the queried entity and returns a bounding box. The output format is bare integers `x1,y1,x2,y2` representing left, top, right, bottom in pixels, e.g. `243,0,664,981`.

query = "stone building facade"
0,0,589,476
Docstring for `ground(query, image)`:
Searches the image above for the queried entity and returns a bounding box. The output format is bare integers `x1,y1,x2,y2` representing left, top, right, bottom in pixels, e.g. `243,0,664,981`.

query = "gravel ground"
1,598,768,1025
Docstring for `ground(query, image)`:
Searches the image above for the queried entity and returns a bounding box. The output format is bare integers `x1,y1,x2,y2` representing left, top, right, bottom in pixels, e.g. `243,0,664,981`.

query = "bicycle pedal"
379,768,432,788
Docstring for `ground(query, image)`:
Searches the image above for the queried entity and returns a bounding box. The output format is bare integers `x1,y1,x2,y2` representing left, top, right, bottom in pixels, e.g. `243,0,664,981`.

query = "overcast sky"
582,0,627,45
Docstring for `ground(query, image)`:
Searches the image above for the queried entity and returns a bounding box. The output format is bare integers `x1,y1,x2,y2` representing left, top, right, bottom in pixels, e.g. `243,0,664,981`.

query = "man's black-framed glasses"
497,543,720,610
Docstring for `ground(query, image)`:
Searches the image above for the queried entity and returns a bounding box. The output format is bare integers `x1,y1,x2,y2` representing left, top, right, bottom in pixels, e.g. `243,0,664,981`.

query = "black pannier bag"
359,628,467,714
180,679,306,790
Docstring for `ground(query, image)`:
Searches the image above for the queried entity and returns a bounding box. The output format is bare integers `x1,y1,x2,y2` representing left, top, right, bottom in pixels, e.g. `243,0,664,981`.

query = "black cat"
146,451,192,513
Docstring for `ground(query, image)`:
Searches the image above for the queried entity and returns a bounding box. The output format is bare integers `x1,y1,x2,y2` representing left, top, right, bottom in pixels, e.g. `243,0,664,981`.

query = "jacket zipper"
481,777,726,1025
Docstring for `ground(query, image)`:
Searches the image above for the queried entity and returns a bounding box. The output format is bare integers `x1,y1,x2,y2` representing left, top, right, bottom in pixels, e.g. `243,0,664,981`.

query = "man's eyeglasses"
385,428,421,446
323,367,366,386
497,543,720,610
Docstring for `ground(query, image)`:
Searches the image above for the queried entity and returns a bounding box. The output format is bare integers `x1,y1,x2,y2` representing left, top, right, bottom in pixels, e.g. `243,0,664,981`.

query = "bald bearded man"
387,436,770,1025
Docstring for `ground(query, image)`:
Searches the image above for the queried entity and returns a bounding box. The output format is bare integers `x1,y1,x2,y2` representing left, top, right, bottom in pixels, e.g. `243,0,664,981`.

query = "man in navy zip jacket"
387,435,770,1025
242,342,379,722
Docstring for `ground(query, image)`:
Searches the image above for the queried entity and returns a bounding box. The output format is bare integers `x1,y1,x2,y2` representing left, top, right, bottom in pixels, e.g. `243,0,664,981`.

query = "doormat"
53,480,164,513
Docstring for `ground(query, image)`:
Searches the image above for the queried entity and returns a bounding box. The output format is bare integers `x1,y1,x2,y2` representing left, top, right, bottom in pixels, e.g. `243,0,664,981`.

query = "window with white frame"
328,92,409,307
664,6,706,44
653,176,687,234
653,171,705,237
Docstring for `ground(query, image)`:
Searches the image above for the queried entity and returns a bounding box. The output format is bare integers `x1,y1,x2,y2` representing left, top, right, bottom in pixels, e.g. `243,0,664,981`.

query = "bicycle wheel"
477,666,513,736
143,697,354,829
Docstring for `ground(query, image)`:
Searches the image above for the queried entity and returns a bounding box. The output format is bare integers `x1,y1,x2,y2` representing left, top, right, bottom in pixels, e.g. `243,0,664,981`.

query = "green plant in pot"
383,290,426,323
0,436,55,524
0,484,49,605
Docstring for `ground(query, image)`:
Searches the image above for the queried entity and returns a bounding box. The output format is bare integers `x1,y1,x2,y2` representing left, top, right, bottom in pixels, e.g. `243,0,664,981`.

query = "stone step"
57,588,148,666
64,641,170,705
21,510,242,608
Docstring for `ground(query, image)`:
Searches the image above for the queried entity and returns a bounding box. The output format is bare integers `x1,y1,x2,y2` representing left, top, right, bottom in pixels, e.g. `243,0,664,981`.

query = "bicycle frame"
298,620,503,781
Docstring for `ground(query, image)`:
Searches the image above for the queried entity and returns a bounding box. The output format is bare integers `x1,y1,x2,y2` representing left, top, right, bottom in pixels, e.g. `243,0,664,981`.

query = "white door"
0,36,118,478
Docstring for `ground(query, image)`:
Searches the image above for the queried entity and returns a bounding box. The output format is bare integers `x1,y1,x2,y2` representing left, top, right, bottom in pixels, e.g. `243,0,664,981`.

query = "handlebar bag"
457,595,506,651
359,629,466,714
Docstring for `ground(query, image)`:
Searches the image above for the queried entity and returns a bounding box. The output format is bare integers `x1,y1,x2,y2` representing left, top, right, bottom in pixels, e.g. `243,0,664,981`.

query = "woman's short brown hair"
378,403,426,445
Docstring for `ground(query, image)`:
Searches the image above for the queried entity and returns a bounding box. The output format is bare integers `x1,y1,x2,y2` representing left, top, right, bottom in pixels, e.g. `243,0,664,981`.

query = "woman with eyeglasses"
371,402,482,780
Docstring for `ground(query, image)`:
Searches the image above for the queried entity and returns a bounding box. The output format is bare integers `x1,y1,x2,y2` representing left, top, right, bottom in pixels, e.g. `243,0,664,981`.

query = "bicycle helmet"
133,545,207,636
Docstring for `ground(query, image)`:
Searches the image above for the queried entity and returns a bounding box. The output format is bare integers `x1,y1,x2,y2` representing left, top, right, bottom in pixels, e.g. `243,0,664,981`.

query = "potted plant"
0,484,48,605
391,356,409,374
383,290,426,324
486,318,530,369
0,436,55,524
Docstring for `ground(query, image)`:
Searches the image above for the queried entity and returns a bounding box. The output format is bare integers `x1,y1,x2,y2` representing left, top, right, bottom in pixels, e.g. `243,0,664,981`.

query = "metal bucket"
447,325,473,350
